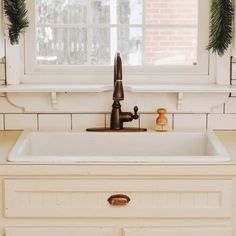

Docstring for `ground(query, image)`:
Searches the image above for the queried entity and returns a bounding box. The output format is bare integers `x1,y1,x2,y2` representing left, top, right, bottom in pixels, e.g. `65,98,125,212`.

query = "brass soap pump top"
155,108,168,132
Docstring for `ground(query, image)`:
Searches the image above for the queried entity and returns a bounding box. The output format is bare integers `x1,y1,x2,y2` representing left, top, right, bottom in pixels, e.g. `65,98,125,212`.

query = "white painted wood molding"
0,84,235,93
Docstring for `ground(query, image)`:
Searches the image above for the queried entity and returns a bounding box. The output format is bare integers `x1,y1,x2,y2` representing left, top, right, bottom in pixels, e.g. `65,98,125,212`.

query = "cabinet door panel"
4,179,232,218
123,227,232,236
5,227,114,236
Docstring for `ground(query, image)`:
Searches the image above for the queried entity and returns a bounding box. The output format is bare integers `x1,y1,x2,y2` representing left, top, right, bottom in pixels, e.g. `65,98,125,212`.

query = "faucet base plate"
86,128,147,132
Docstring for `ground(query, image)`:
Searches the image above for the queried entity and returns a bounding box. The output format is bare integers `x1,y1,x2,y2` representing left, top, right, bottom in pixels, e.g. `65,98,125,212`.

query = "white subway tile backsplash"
225,97,236,113
38,114,71,131
5,114,37,130
174,114,206,131
140,113,172,131
0,64,5,81
232,66,236,80
72,114,105,131
0,114,3,130
208,114,236,130
140,114,155,131
1,105,236,131
210,104,224,114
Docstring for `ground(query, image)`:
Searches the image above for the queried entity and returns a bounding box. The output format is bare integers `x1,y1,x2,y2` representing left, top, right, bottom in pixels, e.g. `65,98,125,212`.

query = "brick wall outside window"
145,0,198,65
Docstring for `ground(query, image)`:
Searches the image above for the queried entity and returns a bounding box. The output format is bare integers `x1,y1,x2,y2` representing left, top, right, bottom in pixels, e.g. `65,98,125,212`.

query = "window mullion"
110,0,117,64
142,0,145,65
87,0,92,65
36,24,198,28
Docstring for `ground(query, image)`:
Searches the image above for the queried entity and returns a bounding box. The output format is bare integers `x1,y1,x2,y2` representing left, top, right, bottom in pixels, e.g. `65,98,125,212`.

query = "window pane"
117,27,142,65
145,28,197,65
35,0,198,66
91,27,111,65
91,0,111,24
145,0,198,25
36,0,87,24
117,0,142,24
36,27,87,65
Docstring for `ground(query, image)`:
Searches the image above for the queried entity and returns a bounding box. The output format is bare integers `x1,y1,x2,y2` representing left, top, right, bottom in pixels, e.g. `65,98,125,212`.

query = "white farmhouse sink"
8,131,230,163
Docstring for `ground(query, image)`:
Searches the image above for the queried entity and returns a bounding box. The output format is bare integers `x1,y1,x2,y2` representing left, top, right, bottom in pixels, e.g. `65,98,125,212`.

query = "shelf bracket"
177,92,184,110
51,92,58,110
5,92,25,112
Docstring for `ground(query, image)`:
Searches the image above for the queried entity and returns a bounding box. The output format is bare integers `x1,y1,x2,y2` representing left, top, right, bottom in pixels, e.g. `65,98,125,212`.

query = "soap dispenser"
155,108,168,132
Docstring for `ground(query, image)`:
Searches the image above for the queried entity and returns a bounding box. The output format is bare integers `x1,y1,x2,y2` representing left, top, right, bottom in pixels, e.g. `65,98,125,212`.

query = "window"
24,0,210,82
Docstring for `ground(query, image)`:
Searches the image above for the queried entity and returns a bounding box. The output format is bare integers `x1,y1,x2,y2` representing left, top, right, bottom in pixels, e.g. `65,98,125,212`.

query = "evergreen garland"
3,0,29,45
207,0,234,56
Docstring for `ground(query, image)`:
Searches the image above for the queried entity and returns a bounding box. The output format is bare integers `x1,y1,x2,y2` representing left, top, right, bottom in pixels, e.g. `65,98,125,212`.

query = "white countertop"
0,131,236,176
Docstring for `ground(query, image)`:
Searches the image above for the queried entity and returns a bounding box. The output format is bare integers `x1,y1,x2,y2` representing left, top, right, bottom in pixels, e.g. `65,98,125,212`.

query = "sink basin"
8,131,230,163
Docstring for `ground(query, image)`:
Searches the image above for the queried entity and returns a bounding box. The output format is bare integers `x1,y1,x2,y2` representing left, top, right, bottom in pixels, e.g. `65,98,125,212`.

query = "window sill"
1,84,233,112
125,84,235,93
0,84,234,93
0,84,113,93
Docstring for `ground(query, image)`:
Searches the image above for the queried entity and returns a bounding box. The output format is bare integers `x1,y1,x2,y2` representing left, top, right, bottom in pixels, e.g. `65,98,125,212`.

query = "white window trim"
0,1,4,59
4,0,231,86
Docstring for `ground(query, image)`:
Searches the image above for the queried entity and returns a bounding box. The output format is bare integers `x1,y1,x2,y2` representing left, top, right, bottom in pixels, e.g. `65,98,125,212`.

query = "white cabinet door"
5,227,115,236
123,227,232,236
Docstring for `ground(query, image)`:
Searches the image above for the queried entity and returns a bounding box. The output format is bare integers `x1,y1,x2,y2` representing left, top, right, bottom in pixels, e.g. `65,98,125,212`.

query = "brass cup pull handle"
107,194,131,206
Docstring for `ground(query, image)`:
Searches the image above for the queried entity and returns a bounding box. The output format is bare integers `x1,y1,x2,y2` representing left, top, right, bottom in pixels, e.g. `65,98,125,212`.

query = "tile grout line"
172,113,175,130
138,113,141,129
3,113,5,131
70,113,73,131
206,113,208,131
37,113,39,131
104,114,107,128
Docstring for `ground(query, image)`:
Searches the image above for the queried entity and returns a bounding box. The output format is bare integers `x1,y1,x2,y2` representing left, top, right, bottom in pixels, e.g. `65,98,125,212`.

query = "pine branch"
207,0,234,56
3,0,29,45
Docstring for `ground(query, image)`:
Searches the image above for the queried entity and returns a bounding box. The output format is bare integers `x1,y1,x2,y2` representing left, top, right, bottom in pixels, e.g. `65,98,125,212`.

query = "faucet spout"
113,52,124,101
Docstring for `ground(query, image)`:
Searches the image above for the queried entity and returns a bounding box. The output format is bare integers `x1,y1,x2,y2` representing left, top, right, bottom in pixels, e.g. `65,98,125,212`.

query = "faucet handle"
132,106,139,120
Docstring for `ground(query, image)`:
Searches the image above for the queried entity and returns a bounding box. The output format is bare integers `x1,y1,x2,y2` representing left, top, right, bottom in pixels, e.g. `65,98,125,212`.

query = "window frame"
13,0,222,84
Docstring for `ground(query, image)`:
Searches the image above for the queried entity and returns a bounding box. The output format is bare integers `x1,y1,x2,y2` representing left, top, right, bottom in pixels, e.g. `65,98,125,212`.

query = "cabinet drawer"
4,179,232,218
5,227,114,236
123,227,232,236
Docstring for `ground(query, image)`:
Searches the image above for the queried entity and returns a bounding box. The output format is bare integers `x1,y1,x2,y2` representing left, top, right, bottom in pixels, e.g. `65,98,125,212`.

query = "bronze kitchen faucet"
87,52,147,132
